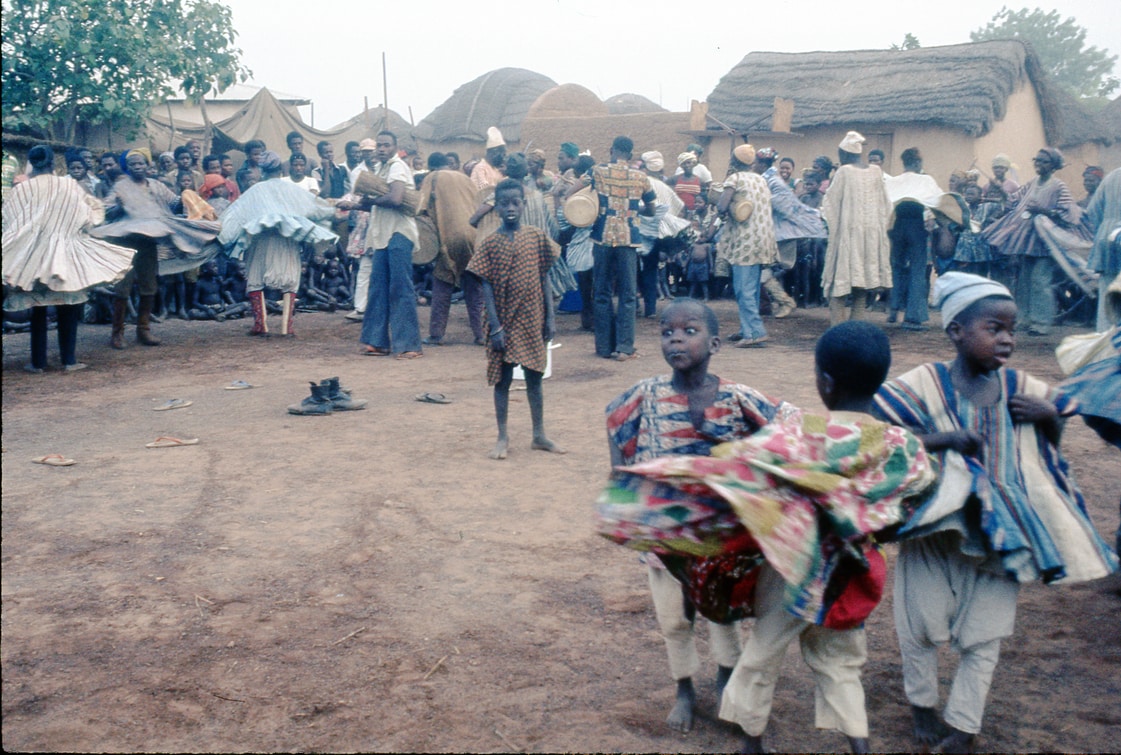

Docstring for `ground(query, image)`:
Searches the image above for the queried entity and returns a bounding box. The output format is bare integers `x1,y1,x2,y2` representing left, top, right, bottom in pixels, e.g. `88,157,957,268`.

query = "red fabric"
821,545,886,630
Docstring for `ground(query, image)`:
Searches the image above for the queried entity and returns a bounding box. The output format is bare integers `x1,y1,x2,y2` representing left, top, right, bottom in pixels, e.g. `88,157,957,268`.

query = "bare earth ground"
2,301,1119,754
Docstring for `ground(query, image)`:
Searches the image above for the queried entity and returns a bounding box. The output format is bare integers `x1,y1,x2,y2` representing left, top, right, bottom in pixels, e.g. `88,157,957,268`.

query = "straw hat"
564,186,597,228
733,144,756,165
486,127,506,150
731,199,755,223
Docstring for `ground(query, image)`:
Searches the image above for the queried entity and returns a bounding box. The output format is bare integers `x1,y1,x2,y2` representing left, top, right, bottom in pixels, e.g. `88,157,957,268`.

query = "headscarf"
121,148,151,173
838,131,865,154
755,147,778,162
991,153,1012,169
733,144,756,165
199,173,227,199
1084,166,1104,179
641,151,664,172
528,148,547,164
677,152,696,167
1040,147,1064,169
560,142,579,159
933,272,1012,330
258,150,282,174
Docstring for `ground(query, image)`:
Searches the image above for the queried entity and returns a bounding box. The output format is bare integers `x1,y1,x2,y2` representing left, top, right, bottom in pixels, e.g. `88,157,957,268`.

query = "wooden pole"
381,52,389,132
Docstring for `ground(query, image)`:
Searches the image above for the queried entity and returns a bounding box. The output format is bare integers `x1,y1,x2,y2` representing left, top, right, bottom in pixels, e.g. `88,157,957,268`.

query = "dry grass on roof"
706,40,1082,142
415,68,557,144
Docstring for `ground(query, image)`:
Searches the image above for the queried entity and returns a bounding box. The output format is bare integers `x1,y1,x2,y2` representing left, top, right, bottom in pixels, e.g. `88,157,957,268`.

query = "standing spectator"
354,131,423,359
313,141,350,200
983,147,1080,336
884,148,943,329
986,154,1019,198
284,131,318,175
1085,168,1121,331
471,127,506,190
237,139,267,193
820,131,892,325
587,136,657,360
672,152,703,214
715,144,778,347
1078,166,1103,209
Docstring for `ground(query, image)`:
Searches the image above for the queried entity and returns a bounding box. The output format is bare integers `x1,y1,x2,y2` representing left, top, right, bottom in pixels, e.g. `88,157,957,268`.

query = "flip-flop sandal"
145,436,200,448
154,398,193,411
362,347,391,356
395,351,424,360
32,454,76,466
414,392,452,404
224,380,256,390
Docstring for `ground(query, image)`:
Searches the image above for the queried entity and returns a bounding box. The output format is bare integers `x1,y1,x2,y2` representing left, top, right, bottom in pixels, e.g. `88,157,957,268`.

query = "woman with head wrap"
986,154,1019,200
982,147,1082,335
90,148,221,349
819,131,893,325
217,150,337,336
3,145,135,371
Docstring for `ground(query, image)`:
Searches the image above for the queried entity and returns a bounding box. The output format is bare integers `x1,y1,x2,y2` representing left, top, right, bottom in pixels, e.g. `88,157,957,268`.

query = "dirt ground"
2,300,1119,754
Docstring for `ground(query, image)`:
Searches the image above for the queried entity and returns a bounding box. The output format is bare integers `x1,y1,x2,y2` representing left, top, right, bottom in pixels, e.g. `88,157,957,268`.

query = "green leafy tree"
971,6,1118,98
1,0,250,142
891,33,921,51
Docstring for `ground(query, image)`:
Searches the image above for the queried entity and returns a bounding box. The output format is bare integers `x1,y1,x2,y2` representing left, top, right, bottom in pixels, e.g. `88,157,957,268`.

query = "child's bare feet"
489,438,509,460
531,437,566,454
937,727,975,754
741,733,765,754
666,678,695,733
911,705,945,745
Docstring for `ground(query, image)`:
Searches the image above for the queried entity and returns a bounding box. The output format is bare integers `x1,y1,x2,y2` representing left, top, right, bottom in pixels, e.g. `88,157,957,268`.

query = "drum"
353,171,421,217
414,215,439,265
563,186,597,228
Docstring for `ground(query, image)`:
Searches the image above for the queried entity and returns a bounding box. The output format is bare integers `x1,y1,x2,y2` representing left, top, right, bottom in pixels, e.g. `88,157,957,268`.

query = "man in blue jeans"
885,148,942,330
587,136,657,360
344,131,423,359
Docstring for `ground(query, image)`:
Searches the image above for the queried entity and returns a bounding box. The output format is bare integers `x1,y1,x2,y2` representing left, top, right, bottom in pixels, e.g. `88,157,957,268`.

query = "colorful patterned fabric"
603,408,935,625
674,175,702,213
716,171,778,266
590,162,655,248
466,226,558,385
605,376,779,465
875,363,1118,583
984,176,1080,259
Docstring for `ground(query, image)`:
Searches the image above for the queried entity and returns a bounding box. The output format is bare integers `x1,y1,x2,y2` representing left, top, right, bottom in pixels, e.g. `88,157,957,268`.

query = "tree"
971,6,1118,98
1,0,250,142
891,33,921,51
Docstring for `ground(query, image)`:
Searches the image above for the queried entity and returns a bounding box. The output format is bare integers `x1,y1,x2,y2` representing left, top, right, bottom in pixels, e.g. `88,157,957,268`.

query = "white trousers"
895,535,1019,734
647,564,743,680
353,250,373,315
719,564,869,738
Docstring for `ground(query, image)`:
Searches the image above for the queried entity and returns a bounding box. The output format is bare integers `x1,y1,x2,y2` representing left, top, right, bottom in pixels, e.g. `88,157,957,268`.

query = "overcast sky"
221,0,1120,129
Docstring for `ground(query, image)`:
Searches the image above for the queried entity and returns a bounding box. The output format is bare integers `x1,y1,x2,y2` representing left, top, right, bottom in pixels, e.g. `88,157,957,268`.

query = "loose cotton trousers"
719,565,869,738
647,565,742,681
895,535,1019,735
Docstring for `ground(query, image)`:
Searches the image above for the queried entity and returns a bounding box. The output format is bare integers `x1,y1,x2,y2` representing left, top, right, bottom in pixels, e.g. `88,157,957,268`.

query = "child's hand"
1008,394,1058,424
543,321,555,342
938,430,983,456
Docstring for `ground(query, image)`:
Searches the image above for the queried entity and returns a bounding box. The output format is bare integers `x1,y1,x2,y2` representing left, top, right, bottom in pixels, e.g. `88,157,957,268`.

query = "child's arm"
469,201,493,228
917,430,983,456
1008,394,1062,446
479,277,505,352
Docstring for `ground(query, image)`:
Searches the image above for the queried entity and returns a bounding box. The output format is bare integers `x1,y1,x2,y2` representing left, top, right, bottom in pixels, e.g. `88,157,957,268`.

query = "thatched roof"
605,93,666,115
415,68,557,143
1096,97,1121,145
528,84,607,119
706,40,1096,145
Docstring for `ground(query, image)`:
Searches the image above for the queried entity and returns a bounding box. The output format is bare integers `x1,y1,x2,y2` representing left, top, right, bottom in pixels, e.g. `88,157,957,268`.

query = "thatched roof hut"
604,93,666,115
706,40,1101,145
414,67,557,144
527,84,607,119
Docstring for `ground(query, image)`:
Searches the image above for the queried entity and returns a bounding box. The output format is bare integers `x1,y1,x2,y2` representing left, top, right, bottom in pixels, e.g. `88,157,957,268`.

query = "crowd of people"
4,121,1121,753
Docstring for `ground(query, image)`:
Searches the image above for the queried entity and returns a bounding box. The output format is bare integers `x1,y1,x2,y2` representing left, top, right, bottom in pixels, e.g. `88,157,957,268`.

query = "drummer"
347,131,423,359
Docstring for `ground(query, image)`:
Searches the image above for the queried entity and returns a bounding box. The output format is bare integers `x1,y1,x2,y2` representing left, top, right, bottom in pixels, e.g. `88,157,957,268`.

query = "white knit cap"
933,272,1013,329
485,127,505,149
839,130,866,154
641,151,664,172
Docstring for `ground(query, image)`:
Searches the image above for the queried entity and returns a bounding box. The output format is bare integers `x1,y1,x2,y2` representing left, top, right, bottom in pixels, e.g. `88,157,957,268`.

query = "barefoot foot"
488,438,508,460
666,679,695,733
911,705,946,746
937,727,975,754
531,437,566,454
